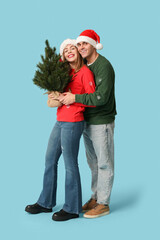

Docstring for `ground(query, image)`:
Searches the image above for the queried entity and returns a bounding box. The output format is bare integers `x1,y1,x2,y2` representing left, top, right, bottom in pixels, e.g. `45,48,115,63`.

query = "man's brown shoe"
82,198,97,212
83,204,110,218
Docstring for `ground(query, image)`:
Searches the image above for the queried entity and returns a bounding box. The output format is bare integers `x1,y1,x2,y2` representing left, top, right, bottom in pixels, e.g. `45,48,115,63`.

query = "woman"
25,39,95,221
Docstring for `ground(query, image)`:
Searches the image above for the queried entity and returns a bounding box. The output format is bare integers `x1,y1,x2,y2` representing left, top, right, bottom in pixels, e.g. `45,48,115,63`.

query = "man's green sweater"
75,54,117,124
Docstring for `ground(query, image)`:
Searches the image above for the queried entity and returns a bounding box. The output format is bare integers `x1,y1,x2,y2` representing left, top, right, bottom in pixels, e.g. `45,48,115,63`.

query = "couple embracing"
25,29,117,221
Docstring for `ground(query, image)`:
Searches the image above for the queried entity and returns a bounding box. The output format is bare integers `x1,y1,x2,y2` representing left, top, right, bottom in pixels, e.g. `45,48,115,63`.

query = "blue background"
0,0,159,239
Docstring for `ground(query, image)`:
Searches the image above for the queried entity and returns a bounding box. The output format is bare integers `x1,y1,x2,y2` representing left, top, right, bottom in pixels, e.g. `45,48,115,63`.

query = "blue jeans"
37,121,84,214
83,122,115,205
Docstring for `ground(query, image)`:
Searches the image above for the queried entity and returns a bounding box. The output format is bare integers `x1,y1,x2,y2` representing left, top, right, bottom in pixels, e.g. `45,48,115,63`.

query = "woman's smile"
68,54,74,58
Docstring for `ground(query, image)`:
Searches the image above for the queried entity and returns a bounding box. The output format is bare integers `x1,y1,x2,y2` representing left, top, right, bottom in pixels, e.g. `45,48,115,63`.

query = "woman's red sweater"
57,65,95,122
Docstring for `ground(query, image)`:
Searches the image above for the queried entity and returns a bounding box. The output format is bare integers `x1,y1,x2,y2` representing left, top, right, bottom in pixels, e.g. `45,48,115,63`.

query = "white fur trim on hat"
60,39,77,59
76,36,97,48
76,36,103,50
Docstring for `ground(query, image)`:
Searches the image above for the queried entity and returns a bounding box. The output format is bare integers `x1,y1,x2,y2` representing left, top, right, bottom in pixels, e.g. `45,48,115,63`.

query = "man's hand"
56,92,76,105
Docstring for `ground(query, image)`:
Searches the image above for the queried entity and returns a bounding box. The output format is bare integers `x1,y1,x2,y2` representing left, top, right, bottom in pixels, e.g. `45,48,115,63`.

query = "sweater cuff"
75,94,83,104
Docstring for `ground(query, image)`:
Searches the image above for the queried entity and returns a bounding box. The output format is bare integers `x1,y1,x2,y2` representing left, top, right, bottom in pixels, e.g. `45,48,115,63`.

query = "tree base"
45,91,62,108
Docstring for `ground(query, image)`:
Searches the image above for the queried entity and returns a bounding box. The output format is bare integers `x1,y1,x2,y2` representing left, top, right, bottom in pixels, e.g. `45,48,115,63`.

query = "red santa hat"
60,39,77,60
76,29,103,50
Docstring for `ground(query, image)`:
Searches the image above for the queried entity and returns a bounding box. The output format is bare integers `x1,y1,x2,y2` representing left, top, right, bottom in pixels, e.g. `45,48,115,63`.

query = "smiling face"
77,42,95,59
63,44,78,63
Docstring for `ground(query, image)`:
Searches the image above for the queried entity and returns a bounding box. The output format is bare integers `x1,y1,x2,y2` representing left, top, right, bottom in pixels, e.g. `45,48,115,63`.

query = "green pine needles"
33,40,71,92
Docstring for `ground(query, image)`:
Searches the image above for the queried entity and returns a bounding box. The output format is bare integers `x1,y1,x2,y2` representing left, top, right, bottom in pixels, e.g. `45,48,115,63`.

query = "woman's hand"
48,92,55,99
48,92,63,99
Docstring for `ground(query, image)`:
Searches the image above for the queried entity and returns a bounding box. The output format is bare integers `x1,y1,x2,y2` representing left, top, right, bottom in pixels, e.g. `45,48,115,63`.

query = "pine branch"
33,40,71,92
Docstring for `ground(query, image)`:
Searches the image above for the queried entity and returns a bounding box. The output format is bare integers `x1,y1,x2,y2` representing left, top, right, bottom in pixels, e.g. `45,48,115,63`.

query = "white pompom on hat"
76,30,103,50
60,39,77,60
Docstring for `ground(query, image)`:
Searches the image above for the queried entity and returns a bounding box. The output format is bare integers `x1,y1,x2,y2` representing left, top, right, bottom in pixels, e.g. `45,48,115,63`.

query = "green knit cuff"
75,94,82,103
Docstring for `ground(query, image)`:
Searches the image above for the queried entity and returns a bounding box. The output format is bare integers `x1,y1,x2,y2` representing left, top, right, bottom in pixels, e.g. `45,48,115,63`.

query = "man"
58,29,117,218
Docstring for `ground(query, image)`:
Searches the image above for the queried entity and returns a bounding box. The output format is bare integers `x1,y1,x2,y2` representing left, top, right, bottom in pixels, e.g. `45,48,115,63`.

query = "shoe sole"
25,210,52,214
52,216,79,221
83,211,109,219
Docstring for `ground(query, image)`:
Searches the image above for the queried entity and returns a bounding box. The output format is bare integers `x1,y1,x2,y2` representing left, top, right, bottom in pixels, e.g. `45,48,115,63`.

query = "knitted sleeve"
75,63,115,106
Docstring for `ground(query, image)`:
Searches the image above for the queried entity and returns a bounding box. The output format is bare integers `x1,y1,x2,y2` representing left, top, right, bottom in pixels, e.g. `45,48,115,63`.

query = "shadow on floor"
110,187,144,213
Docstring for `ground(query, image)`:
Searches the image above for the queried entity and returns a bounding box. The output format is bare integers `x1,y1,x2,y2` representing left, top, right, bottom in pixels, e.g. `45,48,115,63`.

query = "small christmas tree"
33,40,71,92
33,40,71,107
